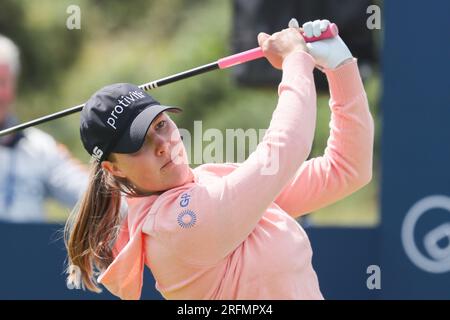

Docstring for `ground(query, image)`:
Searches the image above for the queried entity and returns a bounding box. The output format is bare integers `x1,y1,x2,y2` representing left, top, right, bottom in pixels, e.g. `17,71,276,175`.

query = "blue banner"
380,0,450,298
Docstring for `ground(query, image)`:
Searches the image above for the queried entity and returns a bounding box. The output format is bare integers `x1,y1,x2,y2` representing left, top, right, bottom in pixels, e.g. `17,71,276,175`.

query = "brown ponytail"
64,157,152,293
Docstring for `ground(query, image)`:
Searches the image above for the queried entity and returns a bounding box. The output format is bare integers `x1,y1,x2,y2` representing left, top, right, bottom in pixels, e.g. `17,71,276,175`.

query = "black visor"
112,105,181,154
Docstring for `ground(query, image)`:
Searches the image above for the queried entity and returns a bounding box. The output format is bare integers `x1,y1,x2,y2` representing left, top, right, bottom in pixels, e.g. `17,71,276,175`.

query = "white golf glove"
289,19,353,70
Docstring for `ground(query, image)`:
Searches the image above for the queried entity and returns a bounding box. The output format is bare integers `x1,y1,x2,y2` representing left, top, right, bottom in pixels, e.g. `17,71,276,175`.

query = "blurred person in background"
0,34,88,223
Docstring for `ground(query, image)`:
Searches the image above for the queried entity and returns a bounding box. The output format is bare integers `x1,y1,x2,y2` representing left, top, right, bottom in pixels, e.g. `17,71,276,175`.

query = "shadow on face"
101,112,191,194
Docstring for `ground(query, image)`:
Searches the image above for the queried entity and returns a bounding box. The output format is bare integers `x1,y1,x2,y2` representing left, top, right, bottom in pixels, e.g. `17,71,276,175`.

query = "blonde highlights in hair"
64,157,152,292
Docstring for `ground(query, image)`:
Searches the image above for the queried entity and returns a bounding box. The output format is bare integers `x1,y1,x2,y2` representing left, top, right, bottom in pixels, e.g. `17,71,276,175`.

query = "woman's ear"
101,160,127,178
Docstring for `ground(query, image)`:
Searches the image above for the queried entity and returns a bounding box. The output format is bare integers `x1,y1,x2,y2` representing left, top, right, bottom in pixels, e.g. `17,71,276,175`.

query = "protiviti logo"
107,90,146,130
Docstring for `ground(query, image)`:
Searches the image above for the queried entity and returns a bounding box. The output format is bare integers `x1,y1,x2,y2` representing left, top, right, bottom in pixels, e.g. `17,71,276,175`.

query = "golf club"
0,23,338,137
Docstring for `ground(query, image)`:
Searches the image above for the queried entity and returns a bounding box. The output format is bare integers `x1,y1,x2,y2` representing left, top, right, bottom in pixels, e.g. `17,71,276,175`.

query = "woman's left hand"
300,19,354,70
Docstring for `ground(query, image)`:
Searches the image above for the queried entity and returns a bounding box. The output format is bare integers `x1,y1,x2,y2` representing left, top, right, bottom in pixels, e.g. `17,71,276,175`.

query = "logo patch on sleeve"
177,209,197,229
180,193,191,207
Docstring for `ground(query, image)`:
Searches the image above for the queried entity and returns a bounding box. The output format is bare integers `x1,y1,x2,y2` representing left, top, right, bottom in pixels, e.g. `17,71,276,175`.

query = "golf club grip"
218,23,338,69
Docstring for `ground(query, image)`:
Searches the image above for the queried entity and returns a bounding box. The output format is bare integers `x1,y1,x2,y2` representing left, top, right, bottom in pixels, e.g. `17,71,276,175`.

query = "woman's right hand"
257,28,308,70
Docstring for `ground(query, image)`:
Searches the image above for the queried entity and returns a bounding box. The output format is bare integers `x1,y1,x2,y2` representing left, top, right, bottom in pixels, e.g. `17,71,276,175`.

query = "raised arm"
274,20,374,217
152,28,318,265
275,59,374,217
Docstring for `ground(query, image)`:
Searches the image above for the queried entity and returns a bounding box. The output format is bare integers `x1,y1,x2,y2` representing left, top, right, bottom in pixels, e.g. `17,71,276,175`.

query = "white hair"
0,34,20,77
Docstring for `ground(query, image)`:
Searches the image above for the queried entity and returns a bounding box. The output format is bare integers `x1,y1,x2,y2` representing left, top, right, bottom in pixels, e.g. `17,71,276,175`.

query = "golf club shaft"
0,24,338,137
0,62,220,137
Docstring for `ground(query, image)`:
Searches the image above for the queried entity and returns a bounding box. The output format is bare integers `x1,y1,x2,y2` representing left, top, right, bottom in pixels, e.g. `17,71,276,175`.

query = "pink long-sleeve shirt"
97,51,374,300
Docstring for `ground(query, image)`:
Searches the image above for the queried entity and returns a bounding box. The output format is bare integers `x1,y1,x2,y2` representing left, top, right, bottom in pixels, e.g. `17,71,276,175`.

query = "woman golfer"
65,20,374,299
